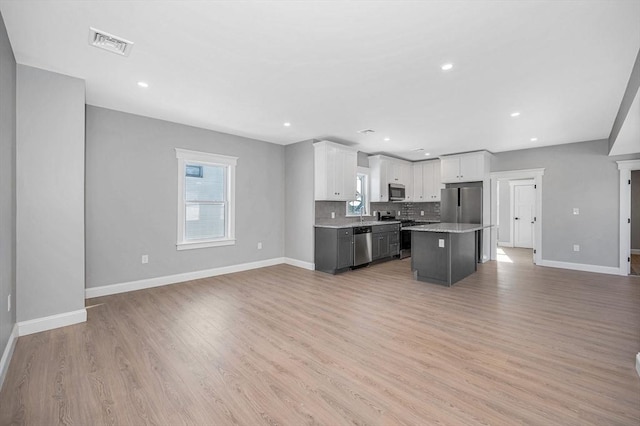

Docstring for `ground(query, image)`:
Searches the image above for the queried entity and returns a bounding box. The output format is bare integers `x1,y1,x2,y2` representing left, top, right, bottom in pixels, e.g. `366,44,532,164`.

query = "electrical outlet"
141,255,149,264
257,242,262,250
573,208,579,215
420,210,425,216
331,212,335,219
573,244,580,252
7,294,10,312
439,239,445,248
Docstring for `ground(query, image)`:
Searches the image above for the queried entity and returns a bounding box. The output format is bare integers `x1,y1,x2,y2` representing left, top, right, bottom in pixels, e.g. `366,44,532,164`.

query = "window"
176,148,237,250
346,169,370,216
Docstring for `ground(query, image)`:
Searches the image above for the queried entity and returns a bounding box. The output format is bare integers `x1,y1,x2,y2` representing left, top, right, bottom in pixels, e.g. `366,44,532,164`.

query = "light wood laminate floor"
1,248,639,425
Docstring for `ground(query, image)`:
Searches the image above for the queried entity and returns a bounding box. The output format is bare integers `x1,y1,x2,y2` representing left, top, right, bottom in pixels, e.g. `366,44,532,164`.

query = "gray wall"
357,151,369,168
284,140,315,264
632,170,640,250
85,106,285,288
492,139,640,267
0,11,16,362
498,180,510,244
16,65,85,321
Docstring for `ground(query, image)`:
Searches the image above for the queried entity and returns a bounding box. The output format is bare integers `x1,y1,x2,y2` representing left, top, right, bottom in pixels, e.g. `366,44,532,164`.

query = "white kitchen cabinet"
369,155,412,202
412,163,423,201
314,141,357,201
440,151,491,183
412,160,443,201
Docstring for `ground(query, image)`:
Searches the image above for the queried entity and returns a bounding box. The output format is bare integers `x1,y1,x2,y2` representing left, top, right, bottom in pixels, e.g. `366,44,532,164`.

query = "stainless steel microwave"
389,183,406,201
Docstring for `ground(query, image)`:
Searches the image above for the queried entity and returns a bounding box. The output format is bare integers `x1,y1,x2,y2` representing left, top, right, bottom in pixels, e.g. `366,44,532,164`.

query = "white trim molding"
86,257,290,299
631,249,640,255
617,159,640,276
636,353,640,378
490,168,545,265
0,323,18,390
538,260,623,276
17,309,87,337
497,241,514,248
284,257,315,270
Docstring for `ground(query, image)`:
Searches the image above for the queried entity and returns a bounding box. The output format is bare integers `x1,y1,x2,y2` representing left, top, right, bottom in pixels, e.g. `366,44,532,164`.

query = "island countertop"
404,222,489,233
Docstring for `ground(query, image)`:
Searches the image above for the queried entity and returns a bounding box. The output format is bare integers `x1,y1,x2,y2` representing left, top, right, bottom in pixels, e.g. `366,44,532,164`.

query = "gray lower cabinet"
372,224,400,261
389,229,400,257
314,227,353,274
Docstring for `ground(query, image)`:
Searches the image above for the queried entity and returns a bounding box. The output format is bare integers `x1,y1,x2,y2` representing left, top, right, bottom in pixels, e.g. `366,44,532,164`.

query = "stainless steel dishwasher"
353,226,372,267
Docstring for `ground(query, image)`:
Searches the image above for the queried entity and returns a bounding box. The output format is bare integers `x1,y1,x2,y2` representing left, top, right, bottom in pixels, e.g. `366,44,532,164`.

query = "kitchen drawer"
373,224,399,233
337,228,353,236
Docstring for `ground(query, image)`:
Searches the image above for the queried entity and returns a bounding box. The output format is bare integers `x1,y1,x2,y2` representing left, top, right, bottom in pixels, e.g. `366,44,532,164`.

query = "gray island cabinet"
406,223,486,286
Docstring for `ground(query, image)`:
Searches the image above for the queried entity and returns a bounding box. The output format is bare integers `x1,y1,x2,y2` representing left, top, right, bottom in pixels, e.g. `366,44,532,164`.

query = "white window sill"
176,239,236,251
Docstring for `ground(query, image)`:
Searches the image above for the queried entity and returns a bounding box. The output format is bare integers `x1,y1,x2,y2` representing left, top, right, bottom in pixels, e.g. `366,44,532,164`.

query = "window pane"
185,203,225,240
347,173,367,215
185,164,225,202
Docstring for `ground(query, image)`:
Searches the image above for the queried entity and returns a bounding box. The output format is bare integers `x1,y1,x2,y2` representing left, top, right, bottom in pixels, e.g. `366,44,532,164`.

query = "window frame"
175,148,238,250
346,167,371,217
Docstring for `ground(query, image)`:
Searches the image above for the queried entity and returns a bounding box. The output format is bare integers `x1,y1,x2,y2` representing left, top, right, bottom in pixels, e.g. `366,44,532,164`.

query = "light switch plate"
439,239,445,248
331,212,335,219
421,210,425,216
573,244,580,252
573,208,579,215
141,255,149,264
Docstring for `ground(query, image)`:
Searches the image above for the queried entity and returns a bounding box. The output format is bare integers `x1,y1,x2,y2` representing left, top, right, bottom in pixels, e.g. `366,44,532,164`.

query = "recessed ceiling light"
283,122,291,127
530,137,538,142
424,152,431,156
384,137,390,141
510,112,521,117
441,63,454,71
137,81,149,88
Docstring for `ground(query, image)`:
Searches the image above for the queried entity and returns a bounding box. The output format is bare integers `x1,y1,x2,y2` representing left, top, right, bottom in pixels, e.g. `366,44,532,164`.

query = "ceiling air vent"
357,129,376,134
88,27,134,56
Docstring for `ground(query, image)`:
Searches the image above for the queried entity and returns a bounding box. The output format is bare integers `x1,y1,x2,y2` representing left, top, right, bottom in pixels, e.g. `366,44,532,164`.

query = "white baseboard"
0,323,19,390
636,353,640,378
497,242,513,247
284,257,315,270
85,257,292,299
538,259,622,276
17,309,87,337
631,249,640,255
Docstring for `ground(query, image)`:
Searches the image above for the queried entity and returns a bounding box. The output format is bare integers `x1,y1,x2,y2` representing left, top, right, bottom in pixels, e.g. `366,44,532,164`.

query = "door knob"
515,217,519,220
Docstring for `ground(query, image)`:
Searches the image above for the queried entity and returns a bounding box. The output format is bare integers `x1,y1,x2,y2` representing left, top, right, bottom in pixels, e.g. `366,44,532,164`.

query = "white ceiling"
1,0,639,160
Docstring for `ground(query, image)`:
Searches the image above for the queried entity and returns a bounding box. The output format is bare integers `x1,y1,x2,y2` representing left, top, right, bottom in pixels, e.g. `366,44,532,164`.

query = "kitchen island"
404,223,488,286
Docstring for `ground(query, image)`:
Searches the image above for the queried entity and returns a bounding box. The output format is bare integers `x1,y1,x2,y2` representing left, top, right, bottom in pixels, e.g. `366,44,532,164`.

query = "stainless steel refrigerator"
441,186,483,261
440,187,482,224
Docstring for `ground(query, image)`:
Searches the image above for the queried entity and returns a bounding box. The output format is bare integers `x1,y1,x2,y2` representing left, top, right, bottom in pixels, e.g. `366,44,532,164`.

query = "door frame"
617,159,640,275
510,179,535,249
490,168,544,264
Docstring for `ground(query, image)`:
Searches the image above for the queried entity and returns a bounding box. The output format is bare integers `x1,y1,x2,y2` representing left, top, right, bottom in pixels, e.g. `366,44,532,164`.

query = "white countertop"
314,219,440,229
314,220,401,229
404,223,490,233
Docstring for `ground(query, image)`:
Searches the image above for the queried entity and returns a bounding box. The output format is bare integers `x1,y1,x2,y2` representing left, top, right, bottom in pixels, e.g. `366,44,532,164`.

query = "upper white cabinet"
412,160,443,201
440,151,491,183
369,155,412,202
314,141,358,201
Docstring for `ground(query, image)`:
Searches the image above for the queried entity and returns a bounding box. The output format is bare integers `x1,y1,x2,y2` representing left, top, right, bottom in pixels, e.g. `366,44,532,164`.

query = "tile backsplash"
315,201,440,223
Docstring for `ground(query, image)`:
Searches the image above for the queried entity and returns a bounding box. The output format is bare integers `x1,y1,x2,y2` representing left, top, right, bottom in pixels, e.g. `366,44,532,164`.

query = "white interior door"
514,184,535,248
